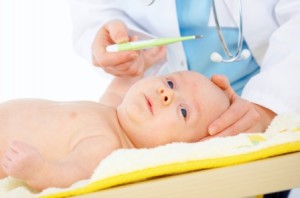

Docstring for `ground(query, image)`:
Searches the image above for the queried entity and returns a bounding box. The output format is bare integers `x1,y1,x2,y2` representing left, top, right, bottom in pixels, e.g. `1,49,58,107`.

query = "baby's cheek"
190,125,208,142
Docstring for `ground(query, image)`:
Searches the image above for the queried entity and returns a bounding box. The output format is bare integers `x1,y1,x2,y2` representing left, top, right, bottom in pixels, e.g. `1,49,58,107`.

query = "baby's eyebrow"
175,73,186,84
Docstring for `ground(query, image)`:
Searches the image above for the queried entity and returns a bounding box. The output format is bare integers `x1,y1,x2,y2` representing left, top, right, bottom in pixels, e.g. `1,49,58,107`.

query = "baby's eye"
180,108,187,118
167,80,174,89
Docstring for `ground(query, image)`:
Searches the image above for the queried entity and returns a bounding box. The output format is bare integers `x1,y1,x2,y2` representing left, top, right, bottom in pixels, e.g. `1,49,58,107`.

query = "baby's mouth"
145,95,153,115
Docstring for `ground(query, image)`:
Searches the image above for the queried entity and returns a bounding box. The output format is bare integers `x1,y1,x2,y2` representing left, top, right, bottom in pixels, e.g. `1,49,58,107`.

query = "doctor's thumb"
106,20,130,44
211,75,235,101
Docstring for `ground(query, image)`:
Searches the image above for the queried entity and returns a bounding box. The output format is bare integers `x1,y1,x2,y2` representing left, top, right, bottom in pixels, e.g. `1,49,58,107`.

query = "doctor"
68,0,300,140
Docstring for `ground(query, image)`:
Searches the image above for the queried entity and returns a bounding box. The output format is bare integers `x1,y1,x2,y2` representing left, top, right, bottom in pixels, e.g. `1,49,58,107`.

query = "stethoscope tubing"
137,0,250,63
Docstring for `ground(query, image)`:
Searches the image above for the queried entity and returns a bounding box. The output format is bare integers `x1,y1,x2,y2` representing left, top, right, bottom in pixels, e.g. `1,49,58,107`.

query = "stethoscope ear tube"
211,0,250,63
137,0,251,63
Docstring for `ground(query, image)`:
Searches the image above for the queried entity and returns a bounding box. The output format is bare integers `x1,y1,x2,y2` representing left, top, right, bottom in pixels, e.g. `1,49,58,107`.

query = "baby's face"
117,71,230,148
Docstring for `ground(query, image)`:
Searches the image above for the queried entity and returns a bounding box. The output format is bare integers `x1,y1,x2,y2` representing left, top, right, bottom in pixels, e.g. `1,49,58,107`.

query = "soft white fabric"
1,113,300,198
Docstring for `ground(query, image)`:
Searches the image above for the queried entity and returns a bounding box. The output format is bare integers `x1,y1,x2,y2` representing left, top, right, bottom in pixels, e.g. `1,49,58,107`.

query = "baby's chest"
67,110,117,149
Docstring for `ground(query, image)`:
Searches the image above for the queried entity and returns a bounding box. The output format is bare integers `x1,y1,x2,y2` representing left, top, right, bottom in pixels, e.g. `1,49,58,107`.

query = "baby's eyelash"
167,80,174,89
180,108,187,118
165,77,175,89
178,104,189,120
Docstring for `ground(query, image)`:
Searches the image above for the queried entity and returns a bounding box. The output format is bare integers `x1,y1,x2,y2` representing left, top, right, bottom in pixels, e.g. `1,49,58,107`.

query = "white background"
0,0,110,103
0,0,299,197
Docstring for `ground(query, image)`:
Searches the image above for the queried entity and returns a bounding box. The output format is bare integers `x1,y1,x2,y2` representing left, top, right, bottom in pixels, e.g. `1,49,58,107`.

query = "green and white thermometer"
106,35,203,52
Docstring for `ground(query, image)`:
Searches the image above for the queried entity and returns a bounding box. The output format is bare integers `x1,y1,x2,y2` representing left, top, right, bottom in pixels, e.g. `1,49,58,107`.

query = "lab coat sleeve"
68,0,151,63
242,0,300,114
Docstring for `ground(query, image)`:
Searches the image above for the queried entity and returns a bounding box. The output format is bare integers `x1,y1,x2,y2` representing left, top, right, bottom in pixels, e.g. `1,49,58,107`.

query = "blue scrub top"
176,0,260,95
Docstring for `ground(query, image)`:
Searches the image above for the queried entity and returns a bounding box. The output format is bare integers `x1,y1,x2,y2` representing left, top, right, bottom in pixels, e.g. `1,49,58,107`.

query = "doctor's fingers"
94,20,129,50
103,60,144,77
211,75,235,100
142,46,167,71
92,34,140,68
92,20,133,58
104,20,130,44
210,108,262,138
101,47,166,77
92,51,139,68
208,96,257,135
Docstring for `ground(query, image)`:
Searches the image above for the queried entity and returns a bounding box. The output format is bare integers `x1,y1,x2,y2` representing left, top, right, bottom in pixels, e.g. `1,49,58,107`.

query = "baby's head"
117,71,230,148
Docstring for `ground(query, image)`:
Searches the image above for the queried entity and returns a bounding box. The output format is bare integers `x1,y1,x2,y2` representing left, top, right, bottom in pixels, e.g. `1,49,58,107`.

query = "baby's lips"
145,95,153,115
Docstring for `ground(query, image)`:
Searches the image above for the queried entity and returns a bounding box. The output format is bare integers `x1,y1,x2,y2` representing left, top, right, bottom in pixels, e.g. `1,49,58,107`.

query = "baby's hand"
1,141,46,182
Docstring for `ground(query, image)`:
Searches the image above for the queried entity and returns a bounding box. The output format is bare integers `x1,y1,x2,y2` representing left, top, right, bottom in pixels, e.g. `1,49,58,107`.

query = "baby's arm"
99,46,166,108
2,136,119,191
99,76,142,108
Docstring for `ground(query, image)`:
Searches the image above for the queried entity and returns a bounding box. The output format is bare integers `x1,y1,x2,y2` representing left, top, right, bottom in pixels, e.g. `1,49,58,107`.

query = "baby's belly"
1,116,80,161
0,99,107,161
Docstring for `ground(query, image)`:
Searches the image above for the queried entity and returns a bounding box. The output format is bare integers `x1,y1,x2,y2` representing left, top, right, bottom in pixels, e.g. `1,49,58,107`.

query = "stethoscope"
138,0,251,63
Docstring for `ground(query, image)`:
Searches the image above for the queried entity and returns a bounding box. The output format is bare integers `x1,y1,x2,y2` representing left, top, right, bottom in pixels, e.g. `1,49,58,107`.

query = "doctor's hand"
92,20,166,77
206,75,276,138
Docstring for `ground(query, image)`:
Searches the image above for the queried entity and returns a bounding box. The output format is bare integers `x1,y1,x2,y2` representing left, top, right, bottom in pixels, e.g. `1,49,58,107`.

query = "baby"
0,71,230,190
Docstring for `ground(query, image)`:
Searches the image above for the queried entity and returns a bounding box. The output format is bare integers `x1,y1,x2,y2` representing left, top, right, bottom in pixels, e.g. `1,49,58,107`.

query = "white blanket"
1,113,300,198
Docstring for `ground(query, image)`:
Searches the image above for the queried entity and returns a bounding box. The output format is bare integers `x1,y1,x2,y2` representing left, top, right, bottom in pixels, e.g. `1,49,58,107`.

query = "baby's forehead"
167,71,208,83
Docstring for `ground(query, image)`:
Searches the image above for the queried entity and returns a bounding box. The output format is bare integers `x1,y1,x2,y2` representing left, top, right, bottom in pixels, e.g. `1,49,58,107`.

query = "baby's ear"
211,75,235,100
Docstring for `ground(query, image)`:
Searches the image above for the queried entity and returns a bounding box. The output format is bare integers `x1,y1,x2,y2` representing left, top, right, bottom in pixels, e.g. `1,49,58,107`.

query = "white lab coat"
69,0,300,114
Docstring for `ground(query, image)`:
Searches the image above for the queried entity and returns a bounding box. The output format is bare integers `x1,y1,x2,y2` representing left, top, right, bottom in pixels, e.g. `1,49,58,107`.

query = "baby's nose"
157,87,174,105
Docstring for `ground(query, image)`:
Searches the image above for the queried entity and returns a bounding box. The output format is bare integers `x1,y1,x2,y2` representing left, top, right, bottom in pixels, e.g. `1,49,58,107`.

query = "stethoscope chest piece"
211,0,250,63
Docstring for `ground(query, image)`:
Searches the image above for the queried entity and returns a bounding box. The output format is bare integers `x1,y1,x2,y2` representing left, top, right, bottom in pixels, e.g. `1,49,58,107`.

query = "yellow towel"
1,113,300,198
